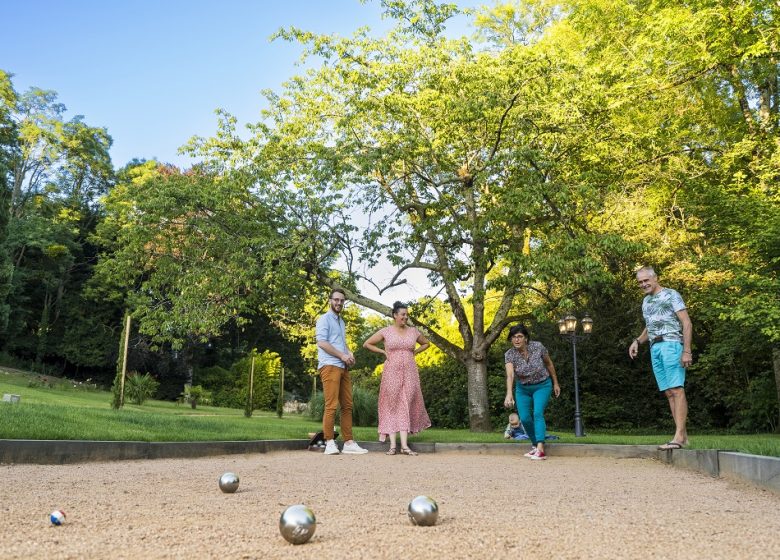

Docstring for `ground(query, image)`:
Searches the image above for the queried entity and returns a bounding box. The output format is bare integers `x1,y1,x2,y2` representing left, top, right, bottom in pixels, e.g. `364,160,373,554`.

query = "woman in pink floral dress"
363,302,431,455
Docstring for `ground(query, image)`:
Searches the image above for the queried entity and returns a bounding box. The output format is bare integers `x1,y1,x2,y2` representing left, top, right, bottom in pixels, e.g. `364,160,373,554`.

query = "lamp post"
558,313,593,437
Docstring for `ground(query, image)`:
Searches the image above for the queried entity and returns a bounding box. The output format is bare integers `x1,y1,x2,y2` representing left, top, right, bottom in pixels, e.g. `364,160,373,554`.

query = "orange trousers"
319,365,353,441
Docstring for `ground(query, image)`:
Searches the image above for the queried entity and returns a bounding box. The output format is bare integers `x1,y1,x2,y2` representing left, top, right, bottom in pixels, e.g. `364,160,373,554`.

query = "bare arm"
504,363,515,408
414,333,430,355
362,331,386,358
543,353,561,397
676,309,693,367
628,327,648,359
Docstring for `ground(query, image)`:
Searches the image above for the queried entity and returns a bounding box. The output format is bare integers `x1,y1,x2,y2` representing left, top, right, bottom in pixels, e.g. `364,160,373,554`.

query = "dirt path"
2,451,778,559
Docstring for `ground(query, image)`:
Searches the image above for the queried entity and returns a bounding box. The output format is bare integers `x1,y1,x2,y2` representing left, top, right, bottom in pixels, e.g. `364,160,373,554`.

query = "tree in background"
0,71,18,333
559,0,780,430
0,70,118,376
187,0,662,430
2,1,775,433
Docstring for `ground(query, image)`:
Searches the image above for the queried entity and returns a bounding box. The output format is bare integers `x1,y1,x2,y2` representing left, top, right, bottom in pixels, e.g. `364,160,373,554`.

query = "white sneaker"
523,447,538,458
341,441,368,454
324,440,340,455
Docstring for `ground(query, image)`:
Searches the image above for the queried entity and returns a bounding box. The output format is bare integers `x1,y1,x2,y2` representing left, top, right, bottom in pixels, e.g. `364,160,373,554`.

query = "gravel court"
1,450,779,559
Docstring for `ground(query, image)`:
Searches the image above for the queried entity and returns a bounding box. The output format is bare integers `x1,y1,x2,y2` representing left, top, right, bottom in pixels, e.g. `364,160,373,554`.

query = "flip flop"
658,441,684,450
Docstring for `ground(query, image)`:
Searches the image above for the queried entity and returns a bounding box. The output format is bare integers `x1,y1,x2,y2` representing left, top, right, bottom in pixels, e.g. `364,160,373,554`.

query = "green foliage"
93,161,324,350
195,365,240,408
690,323,778,432
234,350,281,417
276,368,285,419
1,0,779,435
1,366,779,456
306,385,378,428
124,372,159,405
181,384,212,410
185,0,661,431
351,386,379,427
349,366,382,394
110,313,129,409
419,358,469,429
0,71,120,387
306,391,323,422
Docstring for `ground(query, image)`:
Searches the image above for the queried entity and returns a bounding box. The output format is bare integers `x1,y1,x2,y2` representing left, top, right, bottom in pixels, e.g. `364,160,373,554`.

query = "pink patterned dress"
377,326,431,441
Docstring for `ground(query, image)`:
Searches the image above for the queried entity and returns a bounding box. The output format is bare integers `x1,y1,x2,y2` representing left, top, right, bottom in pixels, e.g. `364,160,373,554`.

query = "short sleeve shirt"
505,341,550,385
642,288,686,342
315,310,348,369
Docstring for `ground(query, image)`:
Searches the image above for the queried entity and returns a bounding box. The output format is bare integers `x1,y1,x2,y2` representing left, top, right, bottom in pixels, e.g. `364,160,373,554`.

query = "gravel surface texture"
2,449,779,559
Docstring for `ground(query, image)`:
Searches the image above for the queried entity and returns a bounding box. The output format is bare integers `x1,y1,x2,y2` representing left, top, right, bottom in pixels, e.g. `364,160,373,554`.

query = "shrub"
195,366,242,408
352,386,378,426
419,359,469,429
181,385,212,409
350,366,381,393
307,386,378,427
232,351,281,416
125,372,159,405
418,349,514,431
307,391,325,422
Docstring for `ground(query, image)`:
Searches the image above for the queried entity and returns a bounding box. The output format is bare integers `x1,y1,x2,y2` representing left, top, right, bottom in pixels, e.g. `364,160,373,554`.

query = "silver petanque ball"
279,504,317,545
218,472,240,493
408,495,439,526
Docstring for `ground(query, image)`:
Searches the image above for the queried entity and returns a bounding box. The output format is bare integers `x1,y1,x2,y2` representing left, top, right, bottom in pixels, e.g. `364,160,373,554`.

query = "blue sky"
1,0,393,168
2,0,478,303
2,0,476,170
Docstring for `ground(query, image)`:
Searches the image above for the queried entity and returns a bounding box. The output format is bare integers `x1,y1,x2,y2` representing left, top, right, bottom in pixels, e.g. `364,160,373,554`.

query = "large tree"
97,0,779,430
183,1,674,430
558,0,780,429
0,72,116,369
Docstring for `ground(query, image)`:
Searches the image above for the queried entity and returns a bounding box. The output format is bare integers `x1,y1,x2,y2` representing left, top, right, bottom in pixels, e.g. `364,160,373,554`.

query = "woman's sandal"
400,447,418,456
386,447,397,455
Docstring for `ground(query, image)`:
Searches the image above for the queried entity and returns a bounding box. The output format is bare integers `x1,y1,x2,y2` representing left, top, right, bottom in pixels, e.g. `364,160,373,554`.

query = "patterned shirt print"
505,341,550,385
642,288,686,342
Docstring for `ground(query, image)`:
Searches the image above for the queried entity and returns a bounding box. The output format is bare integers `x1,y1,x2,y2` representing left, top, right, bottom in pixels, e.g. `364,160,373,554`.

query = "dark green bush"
419,358,469,429
195,365,243,408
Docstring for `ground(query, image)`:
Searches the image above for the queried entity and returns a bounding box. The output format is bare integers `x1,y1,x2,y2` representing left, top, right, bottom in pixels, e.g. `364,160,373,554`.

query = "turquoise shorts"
650,341,686,391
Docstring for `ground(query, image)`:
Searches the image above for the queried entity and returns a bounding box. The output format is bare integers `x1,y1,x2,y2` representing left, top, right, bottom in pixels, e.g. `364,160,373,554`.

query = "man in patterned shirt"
628,266,693,450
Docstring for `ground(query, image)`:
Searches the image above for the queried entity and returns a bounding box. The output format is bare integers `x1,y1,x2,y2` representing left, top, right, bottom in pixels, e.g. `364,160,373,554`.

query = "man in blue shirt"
628,266,693,450
315,288,368,455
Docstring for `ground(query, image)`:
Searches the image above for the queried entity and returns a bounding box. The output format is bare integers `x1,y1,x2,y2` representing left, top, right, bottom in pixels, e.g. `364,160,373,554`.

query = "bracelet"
634,338,641,345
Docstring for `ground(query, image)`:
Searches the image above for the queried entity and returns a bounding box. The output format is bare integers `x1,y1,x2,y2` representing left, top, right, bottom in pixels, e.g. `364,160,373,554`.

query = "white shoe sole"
341,449,368,454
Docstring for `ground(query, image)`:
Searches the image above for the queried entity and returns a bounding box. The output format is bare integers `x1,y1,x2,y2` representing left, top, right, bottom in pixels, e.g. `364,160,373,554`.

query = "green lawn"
2,367,778,456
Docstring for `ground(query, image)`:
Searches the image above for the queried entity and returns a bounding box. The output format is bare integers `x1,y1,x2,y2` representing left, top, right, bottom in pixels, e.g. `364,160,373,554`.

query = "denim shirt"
316,310,348,369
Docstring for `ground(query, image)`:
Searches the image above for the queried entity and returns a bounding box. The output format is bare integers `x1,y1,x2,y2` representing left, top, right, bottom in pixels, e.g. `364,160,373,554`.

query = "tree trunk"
464,357,492,432
773,346,780,433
